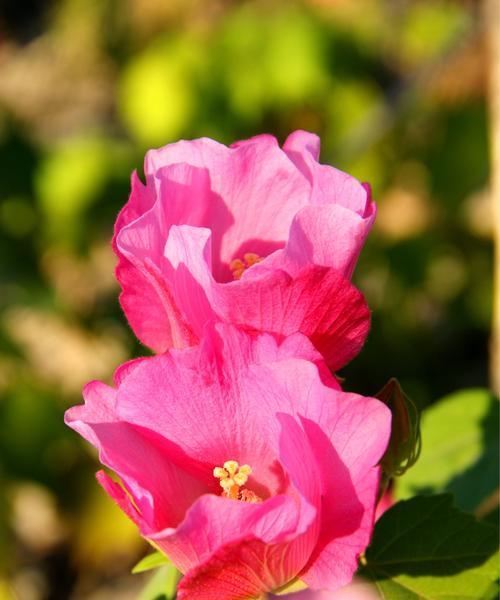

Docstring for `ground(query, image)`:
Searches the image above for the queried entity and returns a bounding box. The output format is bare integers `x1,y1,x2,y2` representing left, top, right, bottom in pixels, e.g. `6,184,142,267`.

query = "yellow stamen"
233,472,248,486
229,253,262,280
213,467,228,479
213,459,261,503
223,460,239,476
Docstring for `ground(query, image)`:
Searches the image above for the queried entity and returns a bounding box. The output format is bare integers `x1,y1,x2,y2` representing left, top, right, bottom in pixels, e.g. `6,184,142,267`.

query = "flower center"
229,253,262,280
213,460,262,503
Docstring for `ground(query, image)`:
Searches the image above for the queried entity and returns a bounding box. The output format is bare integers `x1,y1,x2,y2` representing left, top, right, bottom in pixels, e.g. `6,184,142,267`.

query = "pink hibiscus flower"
65,324,390,599
114,130,375,371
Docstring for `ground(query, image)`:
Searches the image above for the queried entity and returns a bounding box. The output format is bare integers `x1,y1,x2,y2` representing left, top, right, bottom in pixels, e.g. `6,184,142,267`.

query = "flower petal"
279,204,376,279
65,386,207,531
115,163,219,351
177,538,300,600
282,130,376,277
146,135,311,279
163,225,216,337
171,414,320,598
299,395,391,591
151,493,304,574
237,355,391,591
215,266,370,371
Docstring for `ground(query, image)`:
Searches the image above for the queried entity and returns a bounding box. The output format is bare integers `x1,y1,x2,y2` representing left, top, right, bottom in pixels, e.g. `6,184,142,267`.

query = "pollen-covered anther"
213,466,228,479
213,460,261,502
230,253,262,280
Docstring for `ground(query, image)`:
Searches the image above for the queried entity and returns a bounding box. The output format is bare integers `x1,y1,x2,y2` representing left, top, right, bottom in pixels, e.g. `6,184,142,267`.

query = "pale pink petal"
113,171,155,234
238,356,391,591
115,164,217,351
64,380,117,446
282,130,376,278
215,266,370,371
172,415,320,597
146,136,311,280
152,493,304,574
283,130,321,163
273,578,380,599
163,225,216,337
113,346,282,493
283,131,372,214
276,204,376,279
299,396,391,591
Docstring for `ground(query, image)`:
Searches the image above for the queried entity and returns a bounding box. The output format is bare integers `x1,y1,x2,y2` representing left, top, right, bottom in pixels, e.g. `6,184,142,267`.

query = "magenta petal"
300,395,391,591
96,470,146,530
172,417,319,598
81,420,207,531
283,130,321,162
215,266,370,371
116,250,197,352
146,135,311,278
281,204,376,279
177,538,300,600
66,322,391,597
114,163,218,352
114,171,155,235
151,493,303,574
163,225,216,337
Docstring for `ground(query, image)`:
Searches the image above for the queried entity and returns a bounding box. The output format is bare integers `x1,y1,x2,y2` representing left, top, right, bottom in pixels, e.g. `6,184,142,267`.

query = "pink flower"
114,130,375,371
65,324,390,599
270,578,380,600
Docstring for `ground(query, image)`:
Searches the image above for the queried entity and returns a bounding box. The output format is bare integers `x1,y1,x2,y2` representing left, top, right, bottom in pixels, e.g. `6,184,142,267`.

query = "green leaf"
360,494,499,599
138,564,180,600
396,388,499,512
132,551,170,574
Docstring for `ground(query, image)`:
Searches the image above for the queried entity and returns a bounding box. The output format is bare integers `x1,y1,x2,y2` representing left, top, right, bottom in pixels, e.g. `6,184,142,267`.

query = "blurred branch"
487,0,500,396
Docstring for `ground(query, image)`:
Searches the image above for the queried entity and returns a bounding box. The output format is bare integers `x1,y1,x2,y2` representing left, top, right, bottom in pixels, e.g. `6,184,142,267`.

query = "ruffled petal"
163,225,216,338
232,353,391,591
171,414,320,598
115,168,212,351
277,204,376,279
151,493,303,574
283,131,372,215
299,395,391,591
145,135,311,280
113,342,281,493
214,266,370,371
282,130,375,277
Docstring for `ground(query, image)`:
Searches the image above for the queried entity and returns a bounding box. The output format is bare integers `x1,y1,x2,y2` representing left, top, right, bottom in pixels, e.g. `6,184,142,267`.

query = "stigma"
213,460,261,503
229,253,262,280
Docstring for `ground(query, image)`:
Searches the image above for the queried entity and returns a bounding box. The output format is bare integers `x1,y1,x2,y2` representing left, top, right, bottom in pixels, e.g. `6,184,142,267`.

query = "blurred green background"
0,0,494,598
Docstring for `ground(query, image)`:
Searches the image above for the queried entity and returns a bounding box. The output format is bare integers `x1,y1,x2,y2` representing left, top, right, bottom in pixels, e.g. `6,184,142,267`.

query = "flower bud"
376,378,421,479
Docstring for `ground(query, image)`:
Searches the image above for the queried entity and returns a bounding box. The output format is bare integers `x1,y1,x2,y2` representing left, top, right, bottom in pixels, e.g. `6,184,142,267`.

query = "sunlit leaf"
138,564,179,600
396,388,499,512
133,551,170,574
360,494,499,599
